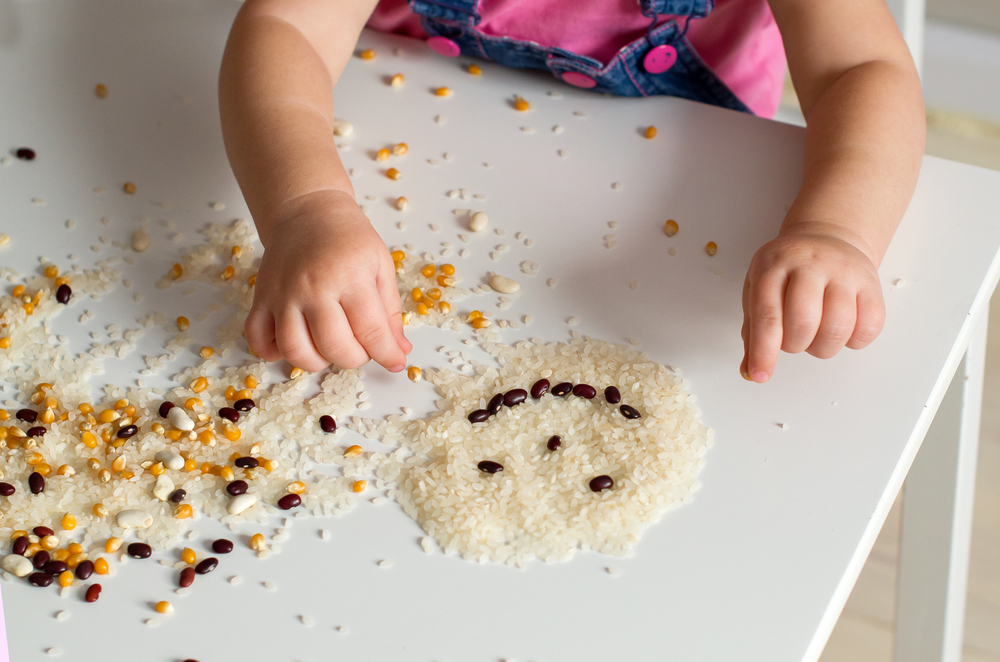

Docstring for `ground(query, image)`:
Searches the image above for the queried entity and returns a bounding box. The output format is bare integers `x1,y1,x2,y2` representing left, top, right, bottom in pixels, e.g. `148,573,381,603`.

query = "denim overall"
409,0,751,113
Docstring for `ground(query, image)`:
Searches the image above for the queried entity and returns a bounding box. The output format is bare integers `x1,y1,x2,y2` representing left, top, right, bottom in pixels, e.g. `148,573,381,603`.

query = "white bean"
489,275,520,294
1,554,34,578
154,450,185,471
167,407,194,431
116,510,153,529
153,474,175,501
228,494,257,515
332,119,353,137
469,211,489,233
131,229,150,253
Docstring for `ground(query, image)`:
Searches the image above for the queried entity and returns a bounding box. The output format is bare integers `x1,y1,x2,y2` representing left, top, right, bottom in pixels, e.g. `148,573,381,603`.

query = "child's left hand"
740,223,886,382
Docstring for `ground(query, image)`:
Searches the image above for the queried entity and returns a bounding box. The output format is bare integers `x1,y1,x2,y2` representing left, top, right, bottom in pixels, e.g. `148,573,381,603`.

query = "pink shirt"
367,0,786,118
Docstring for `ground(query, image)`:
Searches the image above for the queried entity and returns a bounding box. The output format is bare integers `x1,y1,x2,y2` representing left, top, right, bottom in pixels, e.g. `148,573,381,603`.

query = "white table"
1,2,998,661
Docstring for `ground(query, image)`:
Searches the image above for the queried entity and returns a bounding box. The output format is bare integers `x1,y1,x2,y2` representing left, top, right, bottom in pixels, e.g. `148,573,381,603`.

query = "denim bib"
408,0,750,112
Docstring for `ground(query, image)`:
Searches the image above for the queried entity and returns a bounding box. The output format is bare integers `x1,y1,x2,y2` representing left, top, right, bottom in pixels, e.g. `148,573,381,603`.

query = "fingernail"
740,369,753,381
392,362,406,373
752,370,769,383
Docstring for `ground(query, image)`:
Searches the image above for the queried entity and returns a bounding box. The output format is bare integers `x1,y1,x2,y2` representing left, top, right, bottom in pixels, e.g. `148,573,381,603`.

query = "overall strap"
409,0,482,26
639,0,713,17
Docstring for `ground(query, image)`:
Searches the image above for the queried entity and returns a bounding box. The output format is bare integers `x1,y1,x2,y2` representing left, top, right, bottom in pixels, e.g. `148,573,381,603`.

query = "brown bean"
27,426,46,437
467,409,490,423
195,557,218,575
178,567,195,588
55,284,72,304
33,526,54,537
13,536,29,555
502,389,527,407
168,488,187,503
29,571,53,587
530,379,550,398
29,472,45,494
158,401,175,417
233,398,255,412
572,384,596,399
277,494,301,510
604,386,621,404
0,482,14,497
16,408,37,422
32,550,51,569
127,542,152,559
116,424,138,438
75,560,94,580
234,457,258,469
85,583,102,602
219,407,239,423
44,560,68,576
546,435,562,451
551,382,573,397
319,415,336,433
619,404,641,419
477,460,504,474
226,480,248,496
589,475,614,492
487,393,503,415
211,539,234,554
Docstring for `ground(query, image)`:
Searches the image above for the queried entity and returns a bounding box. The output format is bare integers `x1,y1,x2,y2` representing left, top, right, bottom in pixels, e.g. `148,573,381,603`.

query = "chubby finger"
376,261,412,357
342,285,408,372
244,304,281,362
274,307,330,373
807,285,858,359
746,270,787,383
781,274,824,354
305,300,370,370
740,275,752,380
847,285,886,349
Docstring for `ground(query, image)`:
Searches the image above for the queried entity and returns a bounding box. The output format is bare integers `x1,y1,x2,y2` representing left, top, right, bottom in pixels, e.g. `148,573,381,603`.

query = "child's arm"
742,0,925,382
219,0,411,373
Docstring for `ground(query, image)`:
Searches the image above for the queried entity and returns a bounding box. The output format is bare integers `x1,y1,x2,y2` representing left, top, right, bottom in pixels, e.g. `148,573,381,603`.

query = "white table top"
2,2,1000,661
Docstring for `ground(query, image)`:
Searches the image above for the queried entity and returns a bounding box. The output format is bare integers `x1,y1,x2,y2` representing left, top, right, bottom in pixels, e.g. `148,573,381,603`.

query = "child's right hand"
244,190,412,373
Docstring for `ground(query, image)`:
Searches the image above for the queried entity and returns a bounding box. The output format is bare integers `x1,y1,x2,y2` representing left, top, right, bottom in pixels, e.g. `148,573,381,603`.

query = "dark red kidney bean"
116,424,138,438
12,536,29,556
168,489,187,503
28,572,53,587
0,482,14,497
178,567,196,587
503,389,527,407
127,543,152,559
530,379,550,399
32,551,51,570
16,408,37,422
572,384,597,399
75,560,94,580
226,480,248,496
32,526,54,537
27,426,46,437
233,398,255,412
277,494,301,510
219,407,239,423
44,560,68,576
195,557,218,575
158,401,175,417
467,409,490,423
15,147,36,160
477,460,504,474
211,539,234,554
85,583,102,602
604,386,622,404
55,284,72,304
182,659,201,662
234,457,258,469
551,382,573,397
319,415,336,433
589,475,614,492
546,435,562,451
620,405,641,419
487,393,504,415
29,472,45,494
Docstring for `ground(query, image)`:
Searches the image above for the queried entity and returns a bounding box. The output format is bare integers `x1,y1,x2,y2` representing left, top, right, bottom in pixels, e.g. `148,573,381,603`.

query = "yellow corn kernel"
25,451,44,465
58,570,74,588
0,410,7,421
416,302,429,316
67,542,83,555
249,443,262,455
24,543,42,558
244,375,258,389
438,301,451,314
0,337,10,350
61,513,77,531
287,481,306,495
250,533,266,551
164,430,183,441
168,263,183,279
32,288,43,305
59,411,70,422
0,427,7,440
514,96,530,111
222,385,236,401
467,63,482,75
437,275,455,287
219,466,235,482
390,250,406,263
52,549,70,562
35,463,52,477
467,310,483,321
78,403,94,415
664,219,678,236
123,181,137,195
221,265,235,280
87,458,102,472
386,167,401,180
12,284,25,297
43,395,58,409
198,430,215,446
352,480,368,493
401,311,412,326
116,397,130,409
174,504,193,519
23,302,34,315
705,241,718,256
289,366,304,379
344,445,363,458
101,429,113,443
98,468,112,483
235,389,252,401
44,265,59,278
199,346,214,358
473,318,491,329
359,48,376,60
645,125,657,139
392,142,408,156
122,405,136,419
155,601,173,614
248,274,257,286
39,407,54,424
376,147,391,162
427,288,442,300
230,452,242,465
54,276,69,287
395,196,408,211
95,83,108,98
94,558,109,575
231,245,243,258
389,72,405,87
67,552,87,569
176,316,190,332
407,366,422,383
40,535,59,550
440,263,456,276
201,462,213,474
97,408,119,424
420,297,436,308
57,464,75,477
105,537,123,553
30,391,44,405
434,86,452,97
184,398,203,410
421,264,436,278
184,458,197,472
260,459,277,472
410,288,426,304
222,423,241,442
92,503,108,518
181,547,196,564
191,376,208,393
110,455,127,472
149,462,165,477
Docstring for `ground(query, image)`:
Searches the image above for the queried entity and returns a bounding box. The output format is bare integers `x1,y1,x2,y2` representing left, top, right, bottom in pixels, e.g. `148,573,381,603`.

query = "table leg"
885,0,927,74
894,306,988,662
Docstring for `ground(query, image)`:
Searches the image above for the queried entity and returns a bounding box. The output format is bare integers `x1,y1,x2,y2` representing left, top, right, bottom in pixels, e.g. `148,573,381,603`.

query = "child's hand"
244,190,412,373
740,223,885,382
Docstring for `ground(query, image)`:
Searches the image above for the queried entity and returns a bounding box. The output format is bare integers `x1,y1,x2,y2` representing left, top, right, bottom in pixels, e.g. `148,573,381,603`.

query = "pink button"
427,36,461,58
643,45,677,74
562,71,597,89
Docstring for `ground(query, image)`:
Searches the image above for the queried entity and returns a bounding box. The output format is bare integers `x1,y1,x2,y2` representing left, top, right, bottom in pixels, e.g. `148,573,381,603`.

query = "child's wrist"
778,219,882,266
259,188,360,246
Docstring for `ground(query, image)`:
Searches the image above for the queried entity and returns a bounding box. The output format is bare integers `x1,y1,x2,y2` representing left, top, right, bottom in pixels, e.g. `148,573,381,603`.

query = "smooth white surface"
887,0,928,74
1,2,1000,662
